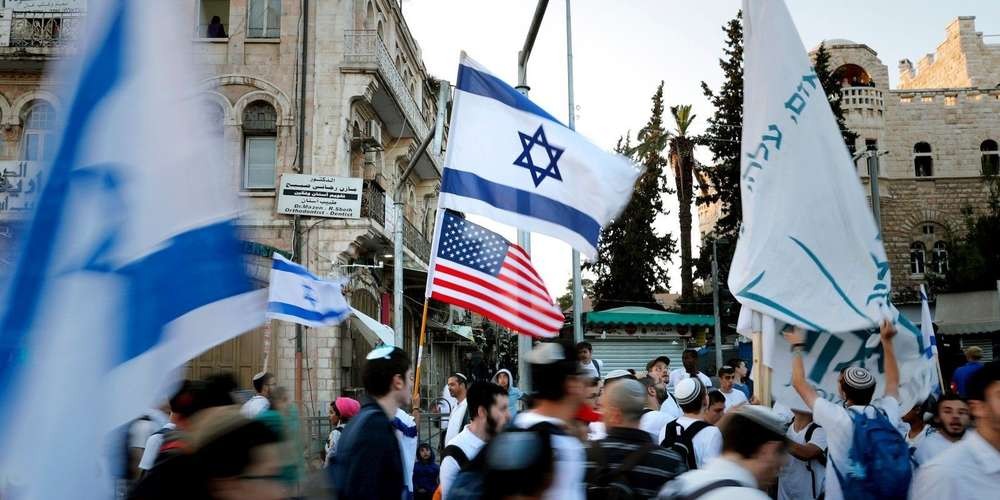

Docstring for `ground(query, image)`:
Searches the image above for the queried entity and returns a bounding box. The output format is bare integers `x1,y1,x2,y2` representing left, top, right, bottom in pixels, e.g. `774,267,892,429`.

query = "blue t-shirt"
952,361,984,397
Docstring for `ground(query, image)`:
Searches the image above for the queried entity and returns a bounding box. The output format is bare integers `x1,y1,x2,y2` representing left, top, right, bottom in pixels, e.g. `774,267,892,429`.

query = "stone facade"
821,16,998,295
0,0,457,415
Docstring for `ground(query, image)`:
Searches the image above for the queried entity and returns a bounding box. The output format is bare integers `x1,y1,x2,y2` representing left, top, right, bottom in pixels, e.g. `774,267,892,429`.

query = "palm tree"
669,104,697,307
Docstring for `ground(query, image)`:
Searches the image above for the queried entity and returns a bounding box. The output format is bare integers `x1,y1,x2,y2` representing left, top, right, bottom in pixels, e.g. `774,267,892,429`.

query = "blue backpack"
832,406,911,500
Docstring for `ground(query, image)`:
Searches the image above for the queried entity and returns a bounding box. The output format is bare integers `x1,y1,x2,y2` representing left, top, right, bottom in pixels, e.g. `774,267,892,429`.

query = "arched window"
914,142,933,177
377,20,384,41
981,139,999,176
365,2,374,29
242,100,277,189
932,241,949,274
910,241,926,275
21,100,56,161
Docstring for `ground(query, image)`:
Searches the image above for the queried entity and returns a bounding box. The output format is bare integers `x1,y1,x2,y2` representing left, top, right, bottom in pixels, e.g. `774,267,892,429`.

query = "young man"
439,382,509,499
646,356,671,385
783,321,905,500
717,366,749,411
443,372,470,445
778,409,827,500
492,368,523,417
669,349,713,389
331,346,413,500
914,362,1000,497
585,378,688,499
659,405,789,499
728,358,754,400
704,390,726,425
951,346,985,398
577,341,604,379
513,341,588,500
438,382,458,449
911,393,970,466
241,371,274,418
902,400,933,455
638,376,676,442
664,378,722,468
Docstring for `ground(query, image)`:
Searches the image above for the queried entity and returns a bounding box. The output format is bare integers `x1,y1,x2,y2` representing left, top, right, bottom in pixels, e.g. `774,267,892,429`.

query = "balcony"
358,181,431,264
342,30,442,179
9,10,83,48
840,86,883,128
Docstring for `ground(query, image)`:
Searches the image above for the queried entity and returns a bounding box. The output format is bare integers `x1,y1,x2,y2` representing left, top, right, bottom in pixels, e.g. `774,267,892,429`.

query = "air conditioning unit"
368,119,382,146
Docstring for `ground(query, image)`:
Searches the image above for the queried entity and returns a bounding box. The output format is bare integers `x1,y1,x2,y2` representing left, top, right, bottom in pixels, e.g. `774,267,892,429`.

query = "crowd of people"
119,325,1000,500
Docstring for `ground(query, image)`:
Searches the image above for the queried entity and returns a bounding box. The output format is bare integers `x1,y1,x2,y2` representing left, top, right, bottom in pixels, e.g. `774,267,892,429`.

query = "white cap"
605,369,633,382
674,378,704,405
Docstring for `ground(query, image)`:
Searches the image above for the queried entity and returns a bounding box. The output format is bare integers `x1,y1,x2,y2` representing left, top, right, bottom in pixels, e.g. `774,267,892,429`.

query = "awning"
350,307,395,346
934,290,1000,335
585,306,714,327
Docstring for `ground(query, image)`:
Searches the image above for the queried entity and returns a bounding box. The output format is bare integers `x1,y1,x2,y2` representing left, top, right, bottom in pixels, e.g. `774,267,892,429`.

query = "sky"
402,0,1000,300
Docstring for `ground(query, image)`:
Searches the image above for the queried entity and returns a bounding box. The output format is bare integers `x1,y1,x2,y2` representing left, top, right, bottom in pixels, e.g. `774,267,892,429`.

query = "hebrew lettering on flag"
731,0,890,334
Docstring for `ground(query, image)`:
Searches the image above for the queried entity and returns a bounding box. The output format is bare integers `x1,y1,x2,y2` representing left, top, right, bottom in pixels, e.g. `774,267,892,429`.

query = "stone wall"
899,17,1000,90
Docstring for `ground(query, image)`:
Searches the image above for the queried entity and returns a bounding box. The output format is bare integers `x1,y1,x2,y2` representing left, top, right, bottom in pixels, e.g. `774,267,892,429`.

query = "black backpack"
442,444,471,470
660,479,743,500
585,442,656,500
800,423,827,499
660,420,710,470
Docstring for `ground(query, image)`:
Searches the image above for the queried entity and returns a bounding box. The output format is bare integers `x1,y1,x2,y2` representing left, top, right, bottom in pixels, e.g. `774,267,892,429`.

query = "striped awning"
585,306,714,327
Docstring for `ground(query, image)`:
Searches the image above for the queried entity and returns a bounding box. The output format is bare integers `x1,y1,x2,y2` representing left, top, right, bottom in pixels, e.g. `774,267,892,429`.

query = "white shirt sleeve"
877,396,902,429
700,372,713,387
811,398,851,435
128,419,155,449
807,425,828,451
439,456,459,500
912,460,957,498
137,433,165,471
696,427,723,467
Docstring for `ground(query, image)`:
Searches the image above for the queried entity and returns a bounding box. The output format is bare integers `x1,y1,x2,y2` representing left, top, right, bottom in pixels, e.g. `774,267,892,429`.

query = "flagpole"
412,300,431,406
566,0,584,344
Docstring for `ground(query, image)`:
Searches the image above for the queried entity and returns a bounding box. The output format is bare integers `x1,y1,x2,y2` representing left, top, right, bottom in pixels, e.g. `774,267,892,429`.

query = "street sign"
276,174,363,219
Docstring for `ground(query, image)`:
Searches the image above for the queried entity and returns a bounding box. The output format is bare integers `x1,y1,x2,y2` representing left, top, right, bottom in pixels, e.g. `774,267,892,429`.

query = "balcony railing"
402,216,431,264
9,11,83,48
841,86,884,111
358,181,431,263
360,181,386,226
343,30,430,140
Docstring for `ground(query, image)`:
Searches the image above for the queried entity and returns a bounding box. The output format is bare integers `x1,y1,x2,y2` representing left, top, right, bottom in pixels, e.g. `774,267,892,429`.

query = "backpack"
832,407,911,500
659,479,742,500
660,420,710,470
584,442,656,500
442,444,471,469
448,421,563,500
801,423,827,499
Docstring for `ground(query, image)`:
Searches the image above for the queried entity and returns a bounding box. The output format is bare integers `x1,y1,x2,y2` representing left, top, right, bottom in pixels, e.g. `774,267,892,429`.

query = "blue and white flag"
730,0,891,333
439,54,642,258
266,253,351,328
919,285,938,357
0,1,265,497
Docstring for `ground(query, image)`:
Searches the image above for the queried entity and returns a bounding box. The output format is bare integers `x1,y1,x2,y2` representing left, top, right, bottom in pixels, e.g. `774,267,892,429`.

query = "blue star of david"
513,125,564,187
302,284,317,308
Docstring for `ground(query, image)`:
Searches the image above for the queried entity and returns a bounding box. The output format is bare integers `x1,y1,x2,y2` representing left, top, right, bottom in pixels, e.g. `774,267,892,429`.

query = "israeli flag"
266,253,352,327
0,1,264,497
439,54,642,258
919,285,938,357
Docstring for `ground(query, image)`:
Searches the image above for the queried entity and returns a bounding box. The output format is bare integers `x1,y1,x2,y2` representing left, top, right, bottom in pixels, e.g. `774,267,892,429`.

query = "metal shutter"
960,337,994,362
590,339,689,375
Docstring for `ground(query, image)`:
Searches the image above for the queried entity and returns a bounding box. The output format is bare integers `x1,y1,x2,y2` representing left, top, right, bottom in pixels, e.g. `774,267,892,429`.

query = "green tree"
556,277,594,311
813,42,858,151
585,84,675,311
669,104,698,309
942,174,1000,292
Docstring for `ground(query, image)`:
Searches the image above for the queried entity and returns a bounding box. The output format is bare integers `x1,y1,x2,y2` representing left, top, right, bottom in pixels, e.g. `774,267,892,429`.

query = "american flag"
428,210,564,338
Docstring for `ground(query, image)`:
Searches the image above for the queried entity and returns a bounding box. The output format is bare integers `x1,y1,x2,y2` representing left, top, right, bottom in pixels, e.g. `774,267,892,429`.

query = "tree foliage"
585,83,675,311
669,104,698,308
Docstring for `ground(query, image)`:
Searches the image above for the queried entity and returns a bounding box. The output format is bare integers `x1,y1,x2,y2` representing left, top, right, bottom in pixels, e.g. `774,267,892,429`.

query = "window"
197,0,230,38
932,241,949,274
981,140,999,176
248,0,280,38
865,138,878,151
910,241,926,275
914,142,933,177
21,101,55,162
242,101,277,189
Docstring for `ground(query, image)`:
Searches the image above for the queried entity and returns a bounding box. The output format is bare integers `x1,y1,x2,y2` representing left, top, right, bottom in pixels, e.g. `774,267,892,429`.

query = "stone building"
0,0,464,419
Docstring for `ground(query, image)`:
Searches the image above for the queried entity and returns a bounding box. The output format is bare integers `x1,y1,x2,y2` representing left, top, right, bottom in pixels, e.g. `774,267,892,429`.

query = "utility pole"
712,239,722,371
566,0,584,345
394,131,434,348
515,0,549,394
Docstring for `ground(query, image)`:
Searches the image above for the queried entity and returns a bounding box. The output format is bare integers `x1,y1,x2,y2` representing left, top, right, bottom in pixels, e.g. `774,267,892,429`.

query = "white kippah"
252,371,267,382
843,366,875,390
674,378,704,405
605,369,632,381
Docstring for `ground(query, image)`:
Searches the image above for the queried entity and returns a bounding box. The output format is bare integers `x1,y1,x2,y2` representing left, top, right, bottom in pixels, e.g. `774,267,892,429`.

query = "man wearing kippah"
241,371,274,418
783,321,903,500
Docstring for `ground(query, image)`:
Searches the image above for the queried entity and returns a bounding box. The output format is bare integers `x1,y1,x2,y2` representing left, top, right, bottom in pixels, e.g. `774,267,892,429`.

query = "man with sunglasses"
331,346,414,500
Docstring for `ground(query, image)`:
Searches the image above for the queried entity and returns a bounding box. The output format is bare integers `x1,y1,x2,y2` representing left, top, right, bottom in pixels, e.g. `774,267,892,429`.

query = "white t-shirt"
639,407,675,443
393,408,418,494
811,396,902,500
439,426,486,500
905,423,933,449
658,456,769,499
445,399,468,445
440,385,458,430
579,359,603,379
720,388,748,411
138,422,176,471
513,411,585,500
128,418,159,449
912,430,1000,498
674,415,722,468
669,369,712,389
912,429,959,467
778,421,827,500
240,394,269,418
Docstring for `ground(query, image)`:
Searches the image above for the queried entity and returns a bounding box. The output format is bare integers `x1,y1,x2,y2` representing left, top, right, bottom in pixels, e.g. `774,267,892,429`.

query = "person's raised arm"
880,320,900,399
783,326,818,409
